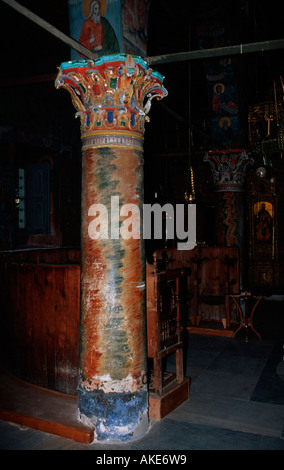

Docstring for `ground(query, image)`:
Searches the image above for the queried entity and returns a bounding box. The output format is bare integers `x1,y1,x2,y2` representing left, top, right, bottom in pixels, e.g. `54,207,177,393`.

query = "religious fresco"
68,0,123,59
210,115,240,149
122,0,150,57
193,3,242,149
68,0,150,60
205,55,240,149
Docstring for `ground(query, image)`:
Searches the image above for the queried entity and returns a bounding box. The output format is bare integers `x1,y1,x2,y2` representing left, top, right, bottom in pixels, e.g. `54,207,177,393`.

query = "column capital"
55,54,167,149
204,149,254,192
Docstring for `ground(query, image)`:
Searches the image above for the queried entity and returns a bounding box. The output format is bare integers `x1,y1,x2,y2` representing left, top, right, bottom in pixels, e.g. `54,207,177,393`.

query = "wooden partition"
0,249,80,395
155,246,239,330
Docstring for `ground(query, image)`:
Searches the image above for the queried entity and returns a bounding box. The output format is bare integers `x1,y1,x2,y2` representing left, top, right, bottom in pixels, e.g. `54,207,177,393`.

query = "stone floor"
1,297,284,451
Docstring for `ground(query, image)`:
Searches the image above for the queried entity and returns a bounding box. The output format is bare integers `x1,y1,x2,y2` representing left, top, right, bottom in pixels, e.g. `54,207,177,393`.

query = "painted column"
204,149,253,247
55,54,167,441
204,149,254,288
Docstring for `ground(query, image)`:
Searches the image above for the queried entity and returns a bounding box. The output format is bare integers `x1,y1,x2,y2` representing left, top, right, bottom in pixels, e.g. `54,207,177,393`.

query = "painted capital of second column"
55,54,167,441
204,149,254,247
204,149,254,192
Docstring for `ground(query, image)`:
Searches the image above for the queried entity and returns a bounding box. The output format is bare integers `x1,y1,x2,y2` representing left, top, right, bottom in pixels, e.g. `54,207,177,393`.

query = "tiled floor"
1,298,284,451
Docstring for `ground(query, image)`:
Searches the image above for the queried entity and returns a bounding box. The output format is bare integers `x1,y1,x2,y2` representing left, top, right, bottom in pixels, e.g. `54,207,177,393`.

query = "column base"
78,386,148,442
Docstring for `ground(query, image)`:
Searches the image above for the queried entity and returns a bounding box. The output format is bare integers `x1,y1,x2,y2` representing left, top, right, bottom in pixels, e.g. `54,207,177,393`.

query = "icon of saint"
79,0,119,57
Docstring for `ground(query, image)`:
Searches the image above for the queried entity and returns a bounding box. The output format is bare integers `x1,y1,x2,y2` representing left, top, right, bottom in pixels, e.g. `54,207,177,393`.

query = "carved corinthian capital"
204,149,254,192
55,54,167,148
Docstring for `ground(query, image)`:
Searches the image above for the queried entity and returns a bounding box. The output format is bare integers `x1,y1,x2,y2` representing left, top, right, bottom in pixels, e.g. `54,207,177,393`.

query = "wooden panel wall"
0,257,80,396
155,246,239,296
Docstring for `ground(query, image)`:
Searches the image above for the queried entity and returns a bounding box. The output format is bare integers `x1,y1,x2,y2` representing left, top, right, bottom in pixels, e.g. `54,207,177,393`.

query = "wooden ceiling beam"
147,39,284,66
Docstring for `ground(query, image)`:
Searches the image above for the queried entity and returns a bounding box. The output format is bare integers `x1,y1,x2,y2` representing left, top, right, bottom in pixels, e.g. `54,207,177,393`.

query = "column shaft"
204,149,254,289
79,144,147,440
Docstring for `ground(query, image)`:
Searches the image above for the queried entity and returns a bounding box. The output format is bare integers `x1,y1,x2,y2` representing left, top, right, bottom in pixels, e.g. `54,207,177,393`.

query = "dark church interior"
0,0,284,451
